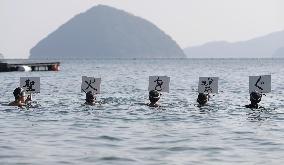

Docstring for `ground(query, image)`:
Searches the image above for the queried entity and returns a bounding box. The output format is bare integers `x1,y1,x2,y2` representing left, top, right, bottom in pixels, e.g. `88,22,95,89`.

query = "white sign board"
20,77,40,94
198,77,219,93
148,76,170,93
81,76,101,94
249,75,271,93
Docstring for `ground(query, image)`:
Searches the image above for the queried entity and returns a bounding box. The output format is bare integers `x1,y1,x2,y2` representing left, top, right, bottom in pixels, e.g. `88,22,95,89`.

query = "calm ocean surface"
1,59,284,165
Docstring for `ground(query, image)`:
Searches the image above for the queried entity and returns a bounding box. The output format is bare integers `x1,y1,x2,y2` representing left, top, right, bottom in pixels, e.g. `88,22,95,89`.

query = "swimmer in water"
245,91,262,109
147,90,161,107
197,93,209,106
8,87,31,108
85,91,97,105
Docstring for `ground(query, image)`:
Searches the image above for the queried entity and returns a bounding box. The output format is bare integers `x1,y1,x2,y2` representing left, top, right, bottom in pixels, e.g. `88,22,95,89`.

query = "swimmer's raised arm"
25,94,32,104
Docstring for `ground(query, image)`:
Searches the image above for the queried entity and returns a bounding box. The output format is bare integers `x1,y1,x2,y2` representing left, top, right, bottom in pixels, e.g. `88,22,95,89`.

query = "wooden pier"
0,60,60,72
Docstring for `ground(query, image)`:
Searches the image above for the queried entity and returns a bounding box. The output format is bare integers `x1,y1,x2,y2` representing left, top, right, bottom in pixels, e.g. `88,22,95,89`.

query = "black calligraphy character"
204,86,213,93
83,79,97,93
23,79,35,92
255,76,263,91
154,77,164,91
208,78,213,85
201,78,214,93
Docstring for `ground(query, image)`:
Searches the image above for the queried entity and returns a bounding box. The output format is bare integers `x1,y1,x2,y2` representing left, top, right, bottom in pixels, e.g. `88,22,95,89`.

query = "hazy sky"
1,0,283,58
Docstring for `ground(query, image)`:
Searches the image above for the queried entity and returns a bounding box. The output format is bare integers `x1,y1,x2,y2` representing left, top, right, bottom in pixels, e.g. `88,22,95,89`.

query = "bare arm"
25,95,32,104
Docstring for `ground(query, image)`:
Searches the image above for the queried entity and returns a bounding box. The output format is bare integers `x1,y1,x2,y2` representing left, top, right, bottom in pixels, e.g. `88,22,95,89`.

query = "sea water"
1,59,284,165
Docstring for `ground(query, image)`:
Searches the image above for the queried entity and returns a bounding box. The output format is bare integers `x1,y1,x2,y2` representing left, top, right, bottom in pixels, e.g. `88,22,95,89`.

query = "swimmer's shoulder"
245,104,264,109
7,101,25,108
84,101,102,106
147,103,160,108
8,101,16,106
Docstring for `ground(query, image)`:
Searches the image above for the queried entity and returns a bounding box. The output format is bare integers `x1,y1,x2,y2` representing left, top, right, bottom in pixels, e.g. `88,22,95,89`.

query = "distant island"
0,53,3,59
30,5,185,59
184,30,284,58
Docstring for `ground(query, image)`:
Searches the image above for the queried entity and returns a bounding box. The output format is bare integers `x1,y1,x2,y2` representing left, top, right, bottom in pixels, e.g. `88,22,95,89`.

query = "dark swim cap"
197,93,208,105
149,90,160,99
250,91,262,103
86,91,95,102
13,87,25,99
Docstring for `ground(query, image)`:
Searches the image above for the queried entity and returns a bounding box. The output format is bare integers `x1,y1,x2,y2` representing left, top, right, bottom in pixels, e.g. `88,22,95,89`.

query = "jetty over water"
0,59,60,72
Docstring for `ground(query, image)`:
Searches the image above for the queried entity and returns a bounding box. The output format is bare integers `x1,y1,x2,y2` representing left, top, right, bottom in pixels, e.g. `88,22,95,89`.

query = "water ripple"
1,59,284,165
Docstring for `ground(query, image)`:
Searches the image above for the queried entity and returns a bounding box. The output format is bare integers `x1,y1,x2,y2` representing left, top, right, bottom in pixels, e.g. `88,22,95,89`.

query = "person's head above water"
86,91,96,103
149,90,160,104
197,93,208,106
9,87,31,108
13,87,25,101
250,91,262,105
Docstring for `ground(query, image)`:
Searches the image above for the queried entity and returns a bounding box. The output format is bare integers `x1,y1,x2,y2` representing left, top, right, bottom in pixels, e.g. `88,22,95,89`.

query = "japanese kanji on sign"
198,77,219,93
249,75,271,93
20,77,40,94
81,76,101,94
148,76,170,93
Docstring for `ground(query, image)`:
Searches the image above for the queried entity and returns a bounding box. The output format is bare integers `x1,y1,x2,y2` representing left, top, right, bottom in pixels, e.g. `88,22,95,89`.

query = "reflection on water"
0,59,284,165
